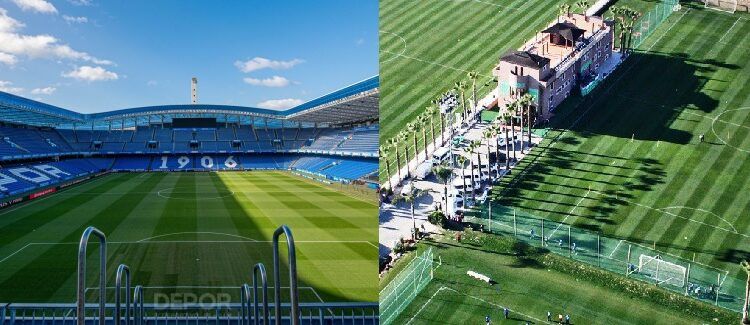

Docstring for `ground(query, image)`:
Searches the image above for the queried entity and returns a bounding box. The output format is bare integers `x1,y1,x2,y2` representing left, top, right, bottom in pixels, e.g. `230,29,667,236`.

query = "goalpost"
638,254,687,287
704,0,738,13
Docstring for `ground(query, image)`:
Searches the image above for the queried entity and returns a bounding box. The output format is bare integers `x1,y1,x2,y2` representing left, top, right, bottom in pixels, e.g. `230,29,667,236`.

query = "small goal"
704,0,738,13
638,254,687,287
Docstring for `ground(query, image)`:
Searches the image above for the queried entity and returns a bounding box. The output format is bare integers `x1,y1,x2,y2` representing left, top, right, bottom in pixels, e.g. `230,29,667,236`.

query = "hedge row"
459,229,739,323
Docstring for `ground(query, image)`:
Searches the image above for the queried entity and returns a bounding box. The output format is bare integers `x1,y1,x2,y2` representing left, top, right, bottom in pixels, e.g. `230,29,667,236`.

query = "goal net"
704,0,738,13
638,254,687,287
380,247,435,325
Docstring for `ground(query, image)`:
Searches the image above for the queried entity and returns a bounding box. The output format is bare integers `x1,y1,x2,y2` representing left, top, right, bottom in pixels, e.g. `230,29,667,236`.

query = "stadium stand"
0,76,379,199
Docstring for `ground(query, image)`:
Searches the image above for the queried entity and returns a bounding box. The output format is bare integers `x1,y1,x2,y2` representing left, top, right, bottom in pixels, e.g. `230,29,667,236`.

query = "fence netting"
466,203,744,312
379,247,435,325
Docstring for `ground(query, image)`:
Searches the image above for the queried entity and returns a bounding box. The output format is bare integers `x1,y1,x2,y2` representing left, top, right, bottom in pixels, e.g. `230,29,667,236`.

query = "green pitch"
0,171,378,303
495,1,750,303
388,238,715,325
379,0,579,181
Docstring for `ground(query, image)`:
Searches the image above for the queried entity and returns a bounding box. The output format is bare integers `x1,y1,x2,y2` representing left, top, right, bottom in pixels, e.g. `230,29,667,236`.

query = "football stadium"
379,0,750,324
0,77,379,323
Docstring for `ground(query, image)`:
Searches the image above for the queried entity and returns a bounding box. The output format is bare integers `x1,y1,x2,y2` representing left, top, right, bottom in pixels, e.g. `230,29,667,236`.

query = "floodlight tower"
191,77,198,104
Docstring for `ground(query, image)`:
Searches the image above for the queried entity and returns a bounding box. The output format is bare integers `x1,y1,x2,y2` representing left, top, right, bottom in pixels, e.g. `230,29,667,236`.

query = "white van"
431,147,450,165
451,176,480,194
447,194,465,215
415,161,432,180
455,168,489,184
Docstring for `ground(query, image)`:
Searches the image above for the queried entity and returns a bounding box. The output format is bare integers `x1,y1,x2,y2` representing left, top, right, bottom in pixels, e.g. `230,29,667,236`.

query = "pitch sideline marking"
0,243,33,264
84,285,326,303
136,232,258,242
379,30,407,64
0,240,377,264
546,187,592,240
156,187,235,201
381,49,494,78
711,107,750,154
718,16,743,43
406,286,544,325
498,9,692,199
608,239,624,258
657,206,737,233
589,189,745,238
0,174,116,217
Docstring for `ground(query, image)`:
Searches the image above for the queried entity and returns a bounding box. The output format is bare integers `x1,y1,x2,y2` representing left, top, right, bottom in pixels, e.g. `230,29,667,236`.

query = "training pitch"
0,171,378,303
386,239,715,325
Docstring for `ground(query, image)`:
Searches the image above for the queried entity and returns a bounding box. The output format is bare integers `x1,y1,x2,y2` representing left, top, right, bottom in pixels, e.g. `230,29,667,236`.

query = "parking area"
379,116,543,257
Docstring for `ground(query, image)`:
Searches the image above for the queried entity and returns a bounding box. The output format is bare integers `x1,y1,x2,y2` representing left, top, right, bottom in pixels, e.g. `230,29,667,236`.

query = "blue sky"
0,0,377,113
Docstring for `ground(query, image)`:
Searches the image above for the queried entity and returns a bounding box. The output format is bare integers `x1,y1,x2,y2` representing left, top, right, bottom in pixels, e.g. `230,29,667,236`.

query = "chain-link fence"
466,204,745,312
379,247,435,325
631,0,681,49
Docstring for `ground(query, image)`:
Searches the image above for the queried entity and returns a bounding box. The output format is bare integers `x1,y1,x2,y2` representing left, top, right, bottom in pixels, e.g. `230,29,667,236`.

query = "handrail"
114,264,131,325
253,263,270,325
240,284,251,325
272,225,299,325
77,226,107,325
133,286,144,325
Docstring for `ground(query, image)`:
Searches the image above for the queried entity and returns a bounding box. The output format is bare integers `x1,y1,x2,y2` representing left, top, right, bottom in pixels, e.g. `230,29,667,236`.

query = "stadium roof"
0,76,378,128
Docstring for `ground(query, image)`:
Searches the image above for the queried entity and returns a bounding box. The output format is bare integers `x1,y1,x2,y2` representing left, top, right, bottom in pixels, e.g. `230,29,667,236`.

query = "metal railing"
114,264,131,325
252,263,270,325
0,225,378,325
76,226,107,325
272,225,299,325
0,303,379,325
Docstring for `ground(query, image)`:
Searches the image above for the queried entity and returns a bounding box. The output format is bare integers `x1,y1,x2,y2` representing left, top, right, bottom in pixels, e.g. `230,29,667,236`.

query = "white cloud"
0,9,112,65
68,0,92,5
146,80,158,86
243,75,290,87
256,98,303,110
62,66,118,81
0,8,24,32
11,0,57,14
234,57,303,73
0,52,17,65
62,15,88,23
0,80,23,94
30,86,55,94
355,38,365,46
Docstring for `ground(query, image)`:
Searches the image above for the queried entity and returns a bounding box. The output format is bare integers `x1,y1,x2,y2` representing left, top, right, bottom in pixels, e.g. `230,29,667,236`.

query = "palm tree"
496,113,511,171
489,123,502,179
407,122,420,168
398,130,411,178
397,186,425,241
454,81,467,122
741,260,750,324
506,101,518,162
425,105,437,152
626,9,642,52
559,3,571,19
516,97,525,153
464,142,479,201
468,71,479,117
575,0,589,16
610,6,620,47
417,114,430,161
433,98,446,145
471,139,483,184
380,144,394,190
388,138,403,182
433,164,452,214
456,155,468,203
483,129,494,183
520,93,535,152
